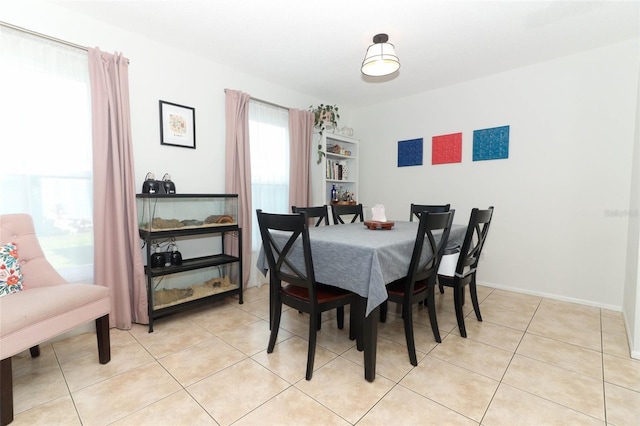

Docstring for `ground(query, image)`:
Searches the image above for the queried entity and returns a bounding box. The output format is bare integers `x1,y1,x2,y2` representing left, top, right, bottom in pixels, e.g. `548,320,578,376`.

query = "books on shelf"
326,159,346,180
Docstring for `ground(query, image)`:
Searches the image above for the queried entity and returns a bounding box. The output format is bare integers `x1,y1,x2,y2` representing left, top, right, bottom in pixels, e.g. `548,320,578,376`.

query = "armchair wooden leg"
29,346,40,358
1,357,13,426
95,315,111,364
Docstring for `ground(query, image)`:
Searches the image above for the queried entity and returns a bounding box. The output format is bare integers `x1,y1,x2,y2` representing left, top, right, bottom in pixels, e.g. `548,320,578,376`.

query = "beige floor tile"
601,308,623,319
539,298,601,316
111,390,217,426
158,336,247,386
234,386,350,426
187,358,289,425
502,354,605,420
270,308,311,338
477,303,533,331
601,314,626,336
527,313,602,351
483,383,604,425
602,331,631,358
358,384,477,426
13,362,69,414
11,395,81,426
60,339,155,391
603,353,640,392
237,284,270,303
315,318,359,354
342,335,425,382
516,333,603,379
400,355,499,422
251,335,338,383
216,319,292,356
377,316,440,354
604,382,640,426
481,291,540,316
190,303,263,334
490,288,541,303
296,356,395,424
72,363,182,425
236,296,271,319
12,344,59,377
450,318,524,352
134,319,215,358
52,328,135,364
430,334,513,380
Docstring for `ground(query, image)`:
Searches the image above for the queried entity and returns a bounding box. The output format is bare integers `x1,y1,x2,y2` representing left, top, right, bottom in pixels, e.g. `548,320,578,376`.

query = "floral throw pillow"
0,242,24,297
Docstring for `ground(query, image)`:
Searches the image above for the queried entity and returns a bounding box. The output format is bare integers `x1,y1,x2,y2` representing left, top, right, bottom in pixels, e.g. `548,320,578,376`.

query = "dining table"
258,220,467,382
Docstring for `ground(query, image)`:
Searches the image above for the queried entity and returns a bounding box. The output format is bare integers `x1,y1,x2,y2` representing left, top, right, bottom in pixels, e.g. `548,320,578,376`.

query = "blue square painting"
473,125,509,161
398,138,423,167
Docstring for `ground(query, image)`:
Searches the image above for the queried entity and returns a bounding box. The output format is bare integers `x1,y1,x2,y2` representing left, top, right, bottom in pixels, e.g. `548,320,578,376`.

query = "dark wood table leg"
363,302,379,382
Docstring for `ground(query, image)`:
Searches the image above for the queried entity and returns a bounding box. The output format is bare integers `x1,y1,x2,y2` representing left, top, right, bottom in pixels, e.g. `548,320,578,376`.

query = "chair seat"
386,278,428,297
283,283,354,304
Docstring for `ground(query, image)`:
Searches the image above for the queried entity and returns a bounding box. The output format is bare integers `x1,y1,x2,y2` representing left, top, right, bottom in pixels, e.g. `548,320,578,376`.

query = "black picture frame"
159,100,196,149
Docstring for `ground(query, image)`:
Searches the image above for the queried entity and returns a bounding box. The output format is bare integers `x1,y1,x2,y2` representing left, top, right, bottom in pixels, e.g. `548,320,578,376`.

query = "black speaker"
162,173,176,194
142,172,160,194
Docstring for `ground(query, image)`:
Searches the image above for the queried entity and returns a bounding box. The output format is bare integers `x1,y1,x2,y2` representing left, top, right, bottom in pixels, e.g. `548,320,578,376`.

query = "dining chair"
331,203,364,225
409,203,451,221
437,206,494,338
291,205,330,227
384,210,454,365
291,205,342,330
256,209,360,380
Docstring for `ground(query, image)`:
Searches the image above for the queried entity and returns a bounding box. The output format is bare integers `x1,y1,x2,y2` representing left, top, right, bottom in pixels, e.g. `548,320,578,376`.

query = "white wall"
352,40,640,311
3,1,323,195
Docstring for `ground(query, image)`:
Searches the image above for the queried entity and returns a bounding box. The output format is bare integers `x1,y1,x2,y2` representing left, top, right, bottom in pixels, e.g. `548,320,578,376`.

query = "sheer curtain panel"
0,25,94,283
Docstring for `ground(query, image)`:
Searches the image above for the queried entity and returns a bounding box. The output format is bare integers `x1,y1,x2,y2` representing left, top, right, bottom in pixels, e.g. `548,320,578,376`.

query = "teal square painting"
473,125,509,161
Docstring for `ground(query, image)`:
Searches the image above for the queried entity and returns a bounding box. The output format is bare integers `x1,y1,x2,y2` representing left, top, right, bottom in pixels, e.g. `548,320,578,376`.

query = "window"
248,100,290,251
0,25,93,282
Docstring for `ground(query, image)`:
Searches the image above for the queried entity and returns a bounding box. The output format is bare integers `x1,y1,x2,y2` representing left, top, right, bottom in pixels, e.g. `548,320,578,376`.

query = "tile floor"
9,284,640,425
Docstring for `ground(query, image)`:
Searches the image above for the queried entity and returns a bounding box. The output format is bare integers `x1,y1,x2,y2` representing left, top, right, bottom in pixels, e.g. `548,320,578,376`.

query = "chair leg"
469,277,482,322
268,301,283,353
337,307,344,329
95,314,111,364
403,301,418,366
426,284,442,343
307,311,319,380
379,300,388,323
1,357,12,426
29,346,40,358
453,286,467,338
316,313,322,330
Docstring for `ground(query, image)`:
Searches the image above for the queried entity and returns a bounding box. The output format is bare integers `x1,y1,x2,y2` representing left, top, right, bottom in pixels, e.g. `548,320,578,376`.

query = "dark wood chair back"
409,203,451,221
331,203,364,224
291,205,329,227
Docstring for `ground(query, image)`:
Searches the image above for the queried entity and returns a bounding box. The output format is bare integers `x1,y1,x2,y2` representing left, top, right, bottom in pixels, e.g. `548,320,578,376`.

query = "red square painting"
432,132,462,165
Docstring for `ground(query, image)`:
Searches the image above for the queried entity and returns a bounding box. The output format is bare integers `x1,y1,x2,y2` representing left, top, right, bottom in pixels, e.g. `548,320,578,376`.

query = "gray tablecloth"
258,221,466,316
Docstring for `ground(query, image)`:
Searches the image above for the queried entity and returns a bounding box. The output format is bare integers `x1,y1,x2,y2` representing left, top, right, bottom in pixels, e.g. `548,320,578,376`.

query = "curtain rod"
1,20,88,52
0,20,130,64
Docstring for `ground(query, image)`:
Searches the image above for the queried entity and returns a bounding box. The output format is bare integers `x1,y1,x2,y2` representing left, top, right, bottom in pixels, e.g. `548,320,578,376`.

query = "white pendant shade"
361,33,400,77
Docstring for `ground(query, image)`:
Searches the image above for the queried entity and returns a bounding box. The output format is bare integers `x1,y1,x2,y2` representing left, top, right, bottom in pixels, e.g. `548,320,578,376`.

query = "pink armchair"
0,214,111,425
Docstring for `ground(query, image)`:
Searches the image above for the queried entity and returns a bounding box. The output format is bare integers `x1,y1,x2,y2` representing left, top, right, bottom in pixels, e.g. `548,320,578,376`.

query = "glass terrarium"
136,194,238,233
150,263,240,310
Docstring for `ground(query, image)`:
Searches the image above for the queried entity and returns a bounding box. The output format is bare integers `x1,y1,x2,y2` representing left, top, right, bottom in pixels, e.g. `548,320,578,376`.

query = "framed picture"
159,100,196,149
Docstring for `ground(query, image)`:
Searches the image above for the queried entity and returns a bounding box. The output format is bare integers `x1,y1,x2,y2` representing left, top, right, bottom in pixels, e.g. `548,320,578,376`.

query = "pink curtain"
88,48,147,328
224,89,252,288
288,109,314,207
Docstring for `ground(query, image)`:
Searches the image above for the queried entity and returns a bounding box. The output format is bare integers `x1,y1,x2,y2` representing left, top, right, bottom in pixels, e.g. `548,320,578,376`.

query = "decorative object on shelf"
310,103,340,164
159,100,196,149
361,33,400,77
339,126,354,136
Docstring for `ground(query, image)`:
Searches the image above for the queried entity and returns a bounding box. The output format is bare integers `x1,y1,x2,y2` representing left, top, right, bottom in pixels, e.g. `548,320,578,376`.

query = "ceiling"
55,0,639,108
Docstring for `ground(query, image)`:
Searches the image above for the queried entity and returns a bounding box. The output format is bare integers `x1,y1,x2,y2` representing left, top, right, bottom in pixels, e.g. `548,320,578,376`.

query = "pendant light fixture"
361,33,400,77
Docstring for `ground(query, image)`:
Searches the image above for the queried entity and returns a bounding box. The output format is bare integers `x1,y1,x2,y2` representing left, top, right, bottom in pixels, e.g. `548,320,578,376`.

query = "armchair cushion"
0,243,23,297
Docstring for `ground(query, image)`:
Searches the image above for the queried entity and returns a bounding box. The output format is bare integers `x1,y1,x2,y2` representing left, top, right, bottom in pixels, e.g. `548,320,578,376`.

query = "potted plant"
310,104,340,164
